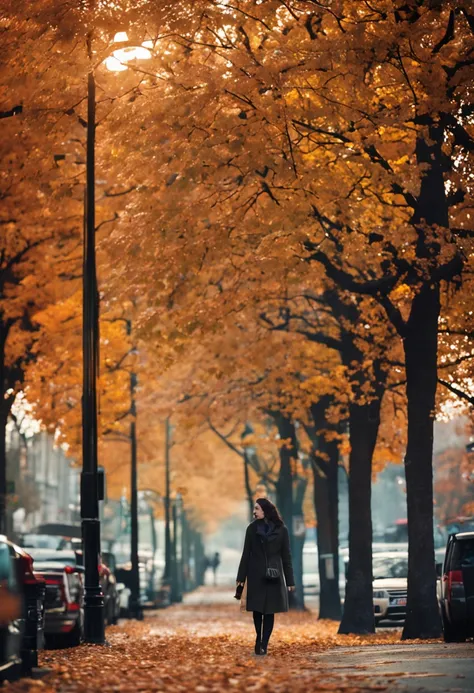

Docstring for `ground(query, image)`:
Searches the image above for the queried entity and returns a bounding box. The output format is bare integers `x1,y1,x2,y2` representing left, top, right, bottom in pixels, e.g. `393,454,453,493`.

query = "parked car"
73,547,120,626
21,532,79,553
302,543,347,597
21,534,64,550
27,524,81,540
26,549,84,647
0,538,23,681
146,553,171,608
100,551,120,625
302,542,319,595
439,531,474,642
372,552,408,625
115,562,149,616
0,537,46,680
12,544,46,673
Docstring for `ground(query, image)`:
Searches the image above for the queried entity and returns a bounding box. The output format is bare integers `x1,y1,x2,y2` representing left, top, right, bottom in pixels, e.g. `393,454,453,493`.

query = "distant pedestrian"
211,552,221,586
202,555,210,585
235,498,295,656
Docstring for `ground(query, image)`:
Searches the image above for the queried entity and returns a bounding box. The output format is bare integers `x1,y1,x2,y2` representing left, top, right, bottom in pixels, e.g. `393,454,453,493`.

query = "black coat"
236,519,295,614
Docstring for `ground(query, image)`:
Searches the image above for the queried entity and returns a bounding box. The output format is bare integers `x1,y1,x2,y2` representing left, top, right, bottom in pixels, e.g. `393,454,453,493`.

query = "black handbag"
266,566,280,581
262,539,280,582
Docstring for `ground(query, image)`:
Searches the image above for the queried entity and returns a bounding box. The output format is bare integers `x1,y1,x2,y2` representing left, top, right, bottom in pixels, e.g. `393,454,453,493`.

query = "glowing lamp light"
130,46,152,60
105,45,152,72
104,56,128,72
113,31,129,43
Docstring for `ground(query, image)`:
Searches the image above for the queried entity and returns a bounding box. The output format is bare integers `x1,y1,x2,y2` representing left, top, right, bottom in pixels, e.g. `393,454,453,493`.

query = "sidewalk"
183,585,238,605
187,584,320,610
6,588,469,693
318,643,474,692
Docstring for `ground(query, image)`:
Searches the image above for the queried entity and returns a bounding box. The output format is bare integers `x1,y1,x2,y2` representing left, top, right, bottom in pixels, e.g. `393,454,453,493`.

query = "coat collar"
254,518,280,541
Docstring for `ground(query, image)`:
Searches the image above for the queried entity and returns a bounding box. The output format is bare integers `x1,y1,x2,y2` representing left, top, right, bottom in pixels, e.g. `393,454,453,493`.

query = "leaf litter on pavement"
4,592,440,693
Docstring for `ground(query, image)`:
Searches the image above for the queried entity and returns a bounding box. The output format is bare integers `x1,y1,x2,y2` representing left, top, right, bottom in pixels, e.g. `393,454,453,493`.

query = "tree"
4,0,474,640
109,1,473,639
262,286,397,631
305,395,344,621
0,120,80,531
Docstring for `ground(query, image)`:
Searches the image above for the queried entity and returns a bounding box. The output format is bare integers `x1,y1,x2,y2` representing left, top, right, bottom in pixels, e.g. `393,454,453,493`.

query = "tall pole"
127,319,142,620
164,417,172,583
81,52,105,643
0,395,7,535
170,496,182,602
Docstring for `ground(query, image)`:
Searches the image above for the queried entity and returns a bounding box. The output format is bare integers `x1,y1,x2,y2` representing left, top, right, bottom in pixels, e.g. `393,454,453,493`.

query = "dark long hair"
256,498,284,527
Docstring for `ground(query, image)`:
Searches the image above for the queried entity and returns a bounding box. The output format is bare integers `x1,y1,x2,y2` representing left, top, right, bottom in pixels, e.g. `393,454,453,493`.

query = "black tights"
253,611,275,645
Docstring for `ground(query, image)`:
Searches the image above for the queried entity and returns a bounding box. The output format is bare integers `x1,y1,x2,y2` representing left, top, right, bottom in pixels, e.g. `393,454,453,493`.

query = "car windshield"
26,549,77,567
373,556,408,579
452,539,474,568
22,534,63,549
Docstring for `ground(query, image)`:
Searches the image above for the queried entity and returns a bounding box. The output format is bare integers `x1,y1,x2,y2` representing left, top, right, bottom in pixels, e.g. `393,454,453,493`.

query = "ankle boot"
255,634,262,655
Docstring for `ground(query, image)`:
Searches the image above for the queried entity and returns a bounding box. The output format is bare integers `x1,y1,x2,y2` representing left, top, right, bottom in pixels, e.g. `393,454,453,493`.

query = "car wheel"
442,606,466,643
44,633,58,649
21,646,37,674
108,597,118,625
63,620,82,648
106,598,113,626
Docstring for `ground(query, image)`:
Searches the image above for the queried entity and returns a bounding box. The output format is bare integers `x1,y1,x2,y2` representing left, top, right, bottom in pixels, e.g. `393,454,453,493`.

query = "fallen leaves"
3,590,441,693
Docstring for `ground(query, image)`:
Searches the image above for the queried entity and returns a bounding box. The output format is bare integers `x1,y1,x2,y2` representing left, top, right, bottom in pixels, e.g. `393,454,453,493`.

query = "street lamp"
126,320,143,621
171,491,183,603
163,417,172,586
81,31,153,644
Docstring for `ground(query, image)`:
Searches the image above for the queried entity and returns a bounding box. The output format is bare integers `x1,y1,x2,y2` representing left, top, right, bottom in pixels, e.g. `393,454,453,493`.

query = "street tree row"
1,0,474,639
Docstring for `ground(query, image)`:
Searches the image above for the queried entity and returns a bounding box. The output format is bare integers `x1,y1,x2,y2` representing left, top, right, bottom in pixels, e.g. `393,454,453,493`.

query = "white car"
303,543,347,596
372,552,408,624
302,543,319,594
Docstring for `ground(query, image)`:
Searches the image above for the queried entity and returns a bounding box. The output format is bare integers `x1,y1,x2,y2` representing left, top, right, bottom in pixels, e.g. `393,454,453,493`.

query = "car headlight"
373,590,389,599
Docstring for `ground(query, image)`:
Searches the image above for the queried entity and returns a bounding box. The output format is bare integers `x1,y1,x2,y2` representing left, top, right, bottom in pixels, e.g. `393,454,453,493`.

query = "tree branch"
438,378,474,406
207,417,244,457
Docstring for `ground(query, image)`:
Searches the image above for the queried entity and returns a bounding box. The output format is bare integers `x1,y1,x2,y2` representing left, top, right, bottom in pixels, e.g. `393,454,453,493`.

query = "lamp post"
126,319,142,621
171,492,183,603
163,417,172,585
81,31,152,643
81,39,105,642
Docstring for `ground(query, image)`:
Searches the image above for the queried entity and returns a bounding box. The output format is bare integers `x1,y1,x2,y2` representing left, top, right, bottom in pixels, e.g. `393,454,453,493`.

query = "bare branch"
438,379,474,405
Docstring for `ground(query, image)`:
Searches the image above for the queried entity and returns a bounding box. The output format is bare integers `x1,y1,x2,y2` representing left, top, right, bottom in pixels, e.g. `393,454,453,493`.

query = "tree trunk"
274,413,295,529
312,448,341,620
309,398,342,621
338,394,383,634
292,475,308,610
271,411,305,610
402,285,442,639
0,329,10,535
399,126,447,639
0,406,7,535
243,451,254,523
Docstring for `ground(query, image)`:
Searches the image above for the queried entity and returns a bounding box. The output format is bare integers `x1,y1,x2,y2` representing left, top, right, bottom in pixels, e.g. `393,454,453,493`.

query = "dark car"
100,551,120,625
0,537,46,680
0,538,23,681
146,555,171,609
115,562,148,617
27,549,84,648
12,544,46,673
439,531,474,642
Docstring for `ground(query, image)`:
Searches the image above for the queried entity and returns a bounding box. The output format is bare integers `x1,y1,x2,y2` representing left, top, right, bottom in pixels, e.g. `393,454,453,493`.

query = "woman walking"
236,498,295,656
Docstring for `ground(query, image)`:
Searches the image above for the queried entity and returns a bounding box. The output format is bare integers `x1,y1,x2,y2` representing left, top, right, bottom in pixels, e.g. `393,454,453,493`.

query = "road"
7,587,473,693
